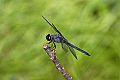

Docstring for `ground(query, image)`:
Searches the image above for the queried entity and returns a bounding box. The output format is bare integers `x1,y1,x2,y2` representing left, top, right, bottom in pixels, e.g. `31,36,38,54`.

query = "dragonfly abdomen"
64,40,90,56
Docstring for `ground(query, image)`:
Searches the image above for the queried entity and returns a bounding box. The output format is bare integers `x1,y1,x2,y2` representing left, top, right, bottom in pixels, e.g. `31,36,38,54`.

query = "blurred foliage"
0,0,120,80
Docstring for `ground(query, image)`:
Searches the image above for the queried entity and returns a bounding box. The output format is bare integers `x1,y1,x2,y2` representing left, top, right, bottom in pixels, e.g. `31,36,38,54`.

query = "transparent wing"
42,16,65,38
68,46,77,59
61,42,68,53
51,23,65,38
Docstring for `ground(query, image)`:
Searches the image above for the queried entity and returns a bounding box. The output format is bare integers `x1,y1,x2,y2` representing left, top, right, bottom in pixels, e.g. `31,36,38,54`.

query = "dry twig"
43,44,72,80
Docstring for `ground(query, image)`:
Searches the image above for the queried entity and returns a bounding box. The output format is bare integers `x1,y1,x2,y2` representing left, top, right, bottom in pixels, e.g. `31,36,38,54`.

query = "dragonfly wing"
42,16,65,38
51,23,65,38
61,42,68,53
68,46,77,59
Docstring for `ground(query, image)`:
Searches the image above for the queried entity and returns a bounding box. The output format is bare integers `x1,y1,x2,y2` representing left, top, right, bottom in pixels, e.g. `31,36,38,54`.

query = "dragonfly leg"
53,42,56,49
49,42,56,52
46,41,56,52
47,41,52,44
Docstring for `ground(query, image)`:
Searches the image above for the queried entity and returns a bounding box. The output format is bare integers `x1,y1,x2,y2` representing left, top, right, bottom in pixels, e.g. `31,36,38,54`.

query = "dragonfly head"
46,34,51,41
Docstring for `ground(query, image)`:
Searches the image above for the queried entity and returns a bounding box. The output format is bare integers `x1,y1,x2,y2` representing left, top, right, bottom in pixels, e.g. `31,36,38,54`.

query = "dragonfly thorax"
51,34,64,43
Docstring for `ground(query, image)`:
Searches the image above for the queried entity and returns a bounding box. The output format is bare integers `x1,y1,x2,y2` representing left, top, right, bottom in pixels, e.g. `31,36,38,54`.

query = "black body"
42,16,90,59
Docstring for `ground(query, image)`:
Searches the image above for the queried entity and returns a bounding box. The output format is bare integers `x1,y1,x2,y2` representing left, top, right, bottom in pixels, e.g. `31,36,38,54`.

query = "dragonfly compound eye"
46,34,51,41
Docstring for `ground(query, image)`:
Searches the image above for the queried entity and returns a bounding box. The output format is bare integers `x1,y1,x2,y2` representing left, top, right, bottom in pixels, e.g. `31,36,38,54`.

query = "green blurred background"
0,0,119,80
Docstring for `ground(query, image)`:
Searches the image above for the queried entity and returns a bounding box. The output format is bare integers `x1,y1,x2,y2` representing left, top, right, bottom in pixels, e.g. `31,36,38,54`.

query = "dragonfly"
42,16,90,59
